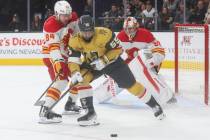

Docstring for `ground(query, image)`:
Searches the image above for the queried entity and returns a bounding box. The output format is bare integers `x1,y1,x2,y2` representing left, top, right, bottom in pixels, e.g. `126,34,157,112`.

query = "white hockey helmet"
123,17,139,39
54,0,72,16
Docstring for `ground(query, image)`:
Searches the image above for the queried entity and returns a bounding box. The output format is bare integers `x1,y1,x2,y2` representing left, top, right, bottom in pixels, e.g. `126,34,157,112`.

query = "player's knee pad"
52,80,68,92
127,82,145,96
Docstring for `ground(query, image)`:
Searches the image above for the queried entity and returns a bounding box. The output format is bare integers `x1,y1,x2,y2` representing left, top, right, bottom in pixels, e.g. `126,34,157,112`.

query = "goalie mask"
123,17,139,40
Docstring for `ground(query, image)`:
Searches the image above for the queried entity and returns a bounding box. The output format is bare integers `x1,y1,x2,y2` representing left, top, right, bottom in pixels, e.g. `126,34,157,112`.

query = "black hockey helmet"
78,15,94,32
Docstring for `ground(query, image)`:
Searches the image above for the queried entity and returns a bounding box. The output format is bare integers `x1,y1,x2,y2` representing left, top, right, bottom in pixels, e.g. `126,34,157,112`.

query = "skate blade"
38,117,62,124
79,121,100,127
78,117,100,127
62,110,81,115
156,113,166,120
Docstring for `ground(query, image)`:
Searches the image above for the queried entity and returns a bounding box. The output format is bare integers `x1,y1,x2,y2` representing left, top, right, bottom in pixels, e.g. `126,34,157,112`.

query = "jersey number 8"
45,34,55,41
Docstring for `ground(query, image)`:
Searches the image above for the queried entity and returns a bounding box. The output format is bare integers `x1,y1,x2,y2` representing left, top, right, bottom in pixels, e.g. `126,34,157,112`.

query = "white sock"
44,97,56,108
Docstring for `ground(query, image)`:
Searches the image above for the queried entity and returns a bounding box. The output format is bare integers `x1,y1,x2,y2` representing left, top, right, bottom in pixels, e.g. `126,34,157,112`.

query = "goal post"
174,24,209,105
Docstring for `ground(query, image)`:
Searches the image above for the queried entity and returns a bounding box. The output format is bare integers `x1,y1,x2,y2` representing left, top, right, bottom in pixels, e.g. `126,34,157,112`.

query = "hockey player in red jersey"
117,17,176,103
39,0,80,124
118,17,164,69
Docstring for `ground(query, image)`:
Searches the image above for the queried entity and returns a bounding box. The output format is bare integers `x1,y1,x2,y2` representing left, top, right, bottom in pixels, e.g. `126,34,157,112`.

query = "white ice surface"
0,66,209,140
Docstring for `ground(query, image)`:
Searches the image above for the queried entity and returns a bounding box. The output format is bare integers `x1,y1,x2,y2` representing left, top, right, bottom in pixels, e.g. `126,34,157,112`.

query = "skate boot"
39,106,62,124
63,96,81,115
77,96,99,126
152,105,166,120
146,96,166,120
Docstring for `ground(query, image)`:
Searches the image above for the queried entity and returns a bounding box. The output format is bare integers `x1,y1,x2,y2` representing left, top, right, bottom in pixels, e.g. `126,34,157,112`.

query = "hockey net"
175,24,209,105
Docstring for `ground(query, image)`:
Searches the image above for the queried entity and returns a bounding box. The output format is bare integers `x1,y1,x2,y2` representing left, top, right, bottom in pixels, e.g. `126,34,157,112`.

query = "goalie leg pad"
93,76,118,103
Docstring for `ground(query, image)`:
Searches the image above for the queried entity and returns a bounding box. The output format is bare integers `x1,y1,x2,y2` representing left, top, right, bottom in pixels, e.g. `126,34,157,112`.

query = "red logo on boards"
181,36,193,46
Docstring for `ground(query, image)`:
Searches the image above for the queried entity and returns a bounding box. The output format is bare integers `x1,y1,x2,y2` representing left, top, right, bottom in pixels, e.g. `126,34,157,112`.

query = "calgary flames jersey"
117,28,165,62
68,27,122,73
42,12,79,61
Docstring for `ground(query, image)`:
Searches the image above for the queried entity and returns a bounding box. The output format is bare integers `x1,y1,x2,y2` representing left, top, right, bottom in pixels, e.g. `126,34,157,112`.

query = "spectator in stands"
195,0,207,24
84,0,93,16
188,0,207,24
163,0,180,16
135,2,146,27
134,1,144,17
142,1,155,30
44,9,53,20
129,0,142,16
173,1,185,24
159,7,173,30
8,13,22,32
124,3,132,16
102,11,110,28
31,14,42,31
107,3,123,31
203,0,210,9
188,8,197,24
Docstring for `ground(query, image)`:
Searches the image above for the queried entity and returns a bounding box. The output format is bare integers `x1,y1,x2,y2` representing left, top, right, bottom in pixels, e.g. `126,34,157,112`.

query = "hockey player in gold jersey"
68,15,165,126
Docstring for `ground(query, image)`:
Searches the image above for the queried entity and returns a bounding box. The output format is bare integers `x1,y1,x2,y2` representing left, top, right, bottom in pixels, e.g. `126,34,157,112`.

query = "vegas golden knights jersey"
68,27,122,73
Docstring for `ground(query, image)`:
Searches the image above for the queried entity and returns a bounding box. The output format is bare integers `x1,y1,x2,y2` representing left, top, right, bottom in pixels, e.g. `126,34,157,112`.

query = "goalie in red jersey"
118,17,164,71
94,17,176,105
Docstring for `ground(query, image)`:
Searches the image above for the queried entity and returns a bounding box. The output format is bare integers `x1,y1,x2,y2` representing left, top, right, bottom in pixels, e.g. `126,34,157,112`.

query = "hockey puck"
110,134,118,137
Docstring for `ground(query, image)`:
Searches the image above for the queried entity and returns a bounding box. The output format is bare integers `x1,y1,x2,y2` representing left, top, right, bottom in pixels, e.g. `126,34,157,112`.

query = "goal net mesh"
175,24,209,105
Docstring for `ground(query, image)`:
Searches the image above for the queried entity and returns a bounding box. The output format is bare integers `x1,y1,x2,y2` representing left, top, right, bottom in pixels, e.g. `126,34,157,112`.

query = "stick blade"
34,100,45,106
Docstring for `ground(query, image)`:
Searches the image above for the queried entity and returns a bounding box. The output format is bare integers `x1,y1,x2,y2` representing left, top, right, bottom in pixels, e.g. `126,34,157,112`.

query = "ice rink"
0,66,210,140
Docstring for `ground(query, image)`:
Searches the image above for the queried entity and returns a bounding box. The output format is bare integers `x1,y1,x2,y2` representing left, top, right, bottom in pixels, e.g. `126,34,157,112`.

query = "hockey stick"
47,86,70,112
46,70,89,112
34,71,61,106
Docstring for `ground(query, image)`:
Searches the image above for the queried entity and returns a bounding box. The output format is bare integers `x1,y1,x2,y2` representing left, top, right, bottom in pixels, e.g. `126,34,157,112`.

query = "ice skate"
152,105,166,120
63,97,81,115
39,106,62,124
77,96,99,126
77,109,99,126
